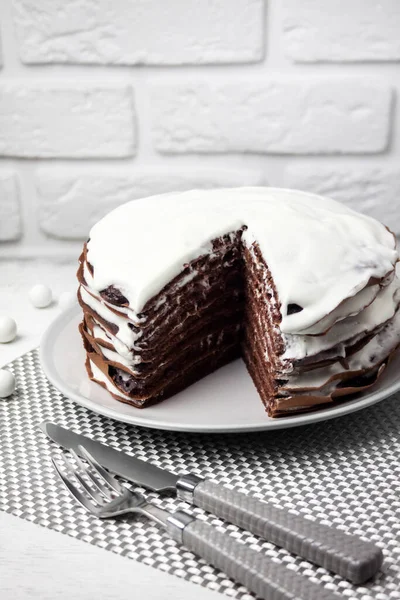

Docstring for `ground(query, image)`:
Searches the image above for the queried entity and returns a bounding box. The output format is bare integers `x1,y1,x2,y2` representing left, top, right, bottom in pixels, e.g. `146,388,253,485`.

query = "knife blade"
41,422,178,492
41,421,383,584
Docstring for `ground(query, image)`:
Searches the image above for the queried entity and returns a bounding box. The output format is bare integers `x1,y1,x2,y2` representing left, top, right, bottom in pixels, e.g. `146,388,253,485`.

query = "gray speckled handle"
183,519,340,600
193,480,383,584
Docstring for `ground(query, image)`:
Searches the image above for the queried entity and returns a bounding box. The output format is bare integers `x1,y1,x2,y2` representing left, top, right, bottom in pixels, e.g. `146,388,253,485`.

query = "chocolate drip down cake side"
77,187,400,417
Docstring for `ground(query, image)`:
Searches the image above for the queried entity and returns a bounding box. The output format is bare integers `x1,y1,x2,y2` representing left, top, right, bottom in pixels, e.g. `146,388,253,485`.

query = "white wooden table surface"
0,259,222,600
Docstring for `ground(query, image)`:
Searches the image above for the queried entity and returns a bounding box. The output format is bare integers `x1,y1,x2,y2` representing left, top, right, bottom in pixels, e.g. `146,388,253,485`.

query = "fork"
52,445,340,600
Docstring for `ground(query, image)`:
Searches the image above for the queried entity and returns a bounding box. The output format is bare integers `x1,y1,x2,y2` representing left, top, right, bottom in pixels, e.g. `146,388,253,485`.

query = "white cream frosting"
86,187,397,336
296,283,380,336
284,307,400,391
283,276,400,361
80,286,142,348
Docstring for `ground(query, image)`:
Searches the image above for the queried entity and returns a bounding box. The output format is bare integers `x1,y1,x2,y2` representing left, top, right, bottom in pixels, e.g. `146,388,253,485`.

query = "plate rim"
40,304,400,433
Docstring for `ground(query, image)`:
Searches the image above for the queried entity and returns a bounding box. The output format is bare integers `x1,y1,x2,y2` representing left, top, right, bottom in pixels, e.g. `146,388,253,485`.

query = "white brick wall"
13,0,264,65
151,81,391,154
0,172,21,241
0,0,399,254
283,0,400,62
0,85,135,158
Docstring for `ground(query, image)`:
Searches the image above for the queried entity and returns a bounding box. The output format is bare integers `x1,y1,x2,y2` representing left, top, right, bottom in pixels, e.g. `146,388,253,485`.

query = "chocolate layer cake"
77,187,400,417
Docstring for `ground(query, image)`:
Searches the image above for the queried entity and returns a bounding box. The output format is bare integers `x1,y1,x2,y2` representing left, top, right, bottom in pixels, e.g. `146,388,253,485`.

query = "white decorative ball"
0,370,16,398
0,316,17,343
29,284,53,308
59,291,75,308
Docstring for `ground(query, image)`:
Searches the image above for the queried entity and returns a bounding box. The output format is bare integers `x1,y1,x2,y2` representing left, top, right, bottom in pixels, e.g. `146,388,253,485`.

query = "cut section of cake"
77,187,400,417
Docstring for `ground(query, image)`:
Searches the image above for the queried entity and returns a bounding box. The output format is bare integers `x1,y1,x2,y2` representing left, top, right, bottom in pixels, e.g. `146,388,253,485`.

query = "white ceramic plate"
40,304,400,433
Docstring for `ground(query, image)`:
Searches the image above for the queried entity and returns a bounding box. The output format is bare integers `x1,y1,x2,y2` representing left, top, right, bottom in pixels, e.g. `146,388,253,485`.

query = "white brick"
151,81,391,155
0,85,135,158
0,172,21,241
13,0,264,65
285,165,400,235
36,169,265,239
283,0,400,62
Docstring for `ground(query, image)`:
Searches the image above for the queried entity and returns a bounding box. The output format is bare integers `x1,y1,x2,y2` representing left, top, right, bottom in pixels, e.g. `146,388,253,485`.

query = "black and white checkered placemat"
1,349,400,599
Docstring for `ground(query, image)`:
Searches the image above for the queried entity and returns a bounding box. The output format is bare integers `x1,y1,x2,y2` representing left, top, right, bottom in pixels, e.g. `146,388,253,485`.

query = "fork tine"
78,445,126,494
58,452,106,504
69,449,114,501
52,457,99,514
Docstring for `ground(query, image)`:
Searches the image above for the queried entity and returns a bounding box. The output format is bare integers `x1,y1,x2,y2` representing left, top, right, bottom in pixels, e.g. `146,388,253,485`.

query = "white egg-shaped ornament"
29,284,53,308
0,316,17,343
0,370,16,398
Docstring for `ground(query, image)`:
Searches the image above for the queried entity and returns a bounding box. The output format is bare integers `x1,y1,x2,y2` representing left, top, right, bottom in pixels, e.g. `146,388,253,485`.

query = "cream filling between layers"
283,308,400,391
80,286,142,348
90,360,133,401
91,324,142,365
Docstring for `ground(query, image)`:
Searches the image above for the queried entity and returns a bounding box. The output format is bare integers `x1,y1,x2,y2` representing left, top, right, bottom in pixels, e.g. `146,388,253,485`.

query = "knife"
41,422,383,584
